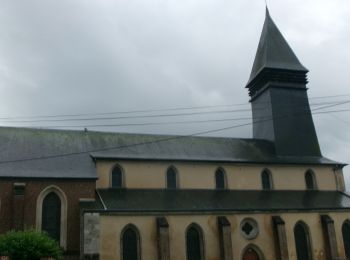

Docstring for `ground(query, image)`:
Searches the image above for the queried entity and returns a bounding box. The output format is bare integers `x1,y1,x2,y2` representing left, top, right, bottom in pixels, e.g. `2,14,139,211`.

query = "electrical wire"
0,93,349,120
0,103,349,164
2,99,349,128
1,99,349,124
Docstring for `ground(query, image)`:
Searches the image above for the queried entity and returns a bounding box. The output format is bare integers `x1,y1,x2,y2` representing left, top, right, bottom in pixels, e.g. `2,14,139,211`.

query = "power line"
68,107,350,129
1,99,350,125
29,102,350,129
311,100,350,111
0,103,245,120
309,94,350,100
0,108,251,123
37,117,252,129
0,93,349,120
0,103,349,165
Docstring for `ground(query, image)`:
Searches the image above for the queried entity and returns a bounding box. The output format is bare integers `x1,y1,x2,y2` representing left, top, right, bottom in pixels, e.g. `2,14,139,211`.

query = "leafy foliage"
0,230,63,260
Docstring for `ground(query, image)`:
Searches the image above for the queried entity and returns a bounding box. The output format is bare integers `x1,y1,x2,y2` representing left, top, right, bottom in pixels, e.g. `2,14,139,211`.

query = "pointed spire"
247,8,308,86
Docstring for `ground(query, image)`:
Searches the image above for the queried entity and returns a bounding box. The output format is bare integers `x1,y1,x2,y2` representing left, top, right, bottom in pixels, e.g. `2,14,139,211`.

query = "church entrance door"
242,247,259,260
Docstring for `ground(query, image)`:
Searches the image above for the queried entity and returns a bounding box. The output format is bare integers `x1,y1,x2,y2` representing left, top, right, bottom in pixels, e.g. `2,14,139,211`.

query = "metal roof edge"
0,176,97,180
90,155,345,166
81,207,350,215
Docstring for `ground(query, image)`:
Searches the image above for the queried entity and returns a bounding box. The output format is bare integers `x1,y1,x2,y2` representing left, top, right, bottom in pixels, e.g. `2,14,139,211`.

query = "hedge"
0,230,63,260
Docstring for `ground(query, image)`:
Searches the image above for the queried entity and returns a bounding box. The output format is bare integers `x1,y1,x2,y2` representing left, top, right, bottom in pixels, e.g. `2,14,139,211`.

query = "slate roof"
86,189,350,212
0,126,342,179
247,8,308,85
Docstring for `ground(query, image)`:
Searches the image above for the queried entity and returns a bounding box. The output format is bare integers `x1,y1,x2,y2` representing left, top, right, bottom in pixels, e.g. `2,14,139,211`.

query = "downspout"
332,164,345,192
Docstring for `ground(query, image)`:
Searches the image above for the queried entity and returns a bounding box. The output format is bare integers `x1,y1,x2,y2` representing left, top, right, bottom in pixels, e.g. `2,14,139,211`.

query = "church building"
1,9,350,260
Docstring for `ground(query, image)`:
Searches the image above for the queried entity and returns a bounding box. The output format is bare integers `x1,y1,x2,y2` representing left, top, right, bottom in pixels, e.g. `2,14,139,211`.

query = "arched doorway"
42,192,61,242
242,247,260,260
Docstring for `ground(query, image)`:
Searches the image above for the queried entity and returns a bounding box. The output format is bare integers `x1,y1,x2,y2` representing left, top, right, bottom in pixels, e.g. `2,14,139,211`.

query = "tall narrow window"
261,170,272,190
305,170,316,190
215,168,226,189
186,224,204,260
166,167,178,189
112,165,123,188
42,192,61,242
342,220,350,259
294,222,312,260
122,225,140,260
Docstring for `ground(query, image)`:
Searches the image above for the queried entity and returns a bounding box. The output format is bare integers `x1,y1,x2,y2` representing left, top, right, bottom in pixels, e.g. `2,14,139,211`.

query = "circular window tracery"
240,218,259,240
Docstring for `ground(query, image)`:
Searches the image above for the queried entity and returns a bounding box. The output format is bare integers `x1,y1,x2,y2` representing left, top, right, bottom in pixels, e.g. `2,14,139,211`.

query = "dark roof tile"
247,8,308,85
90,189,350,212
0,126,342,179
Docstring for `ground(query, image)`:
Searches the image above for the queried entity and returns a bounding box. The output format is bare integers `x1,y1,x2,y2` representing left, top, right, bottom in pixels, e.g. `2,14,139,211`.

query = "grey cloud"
0,0,349,187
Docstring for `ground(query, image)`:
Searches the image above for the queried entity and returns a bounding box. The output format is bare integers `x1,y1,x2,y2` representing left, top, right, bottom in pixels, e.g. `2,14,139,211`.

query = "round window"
240,218,259,240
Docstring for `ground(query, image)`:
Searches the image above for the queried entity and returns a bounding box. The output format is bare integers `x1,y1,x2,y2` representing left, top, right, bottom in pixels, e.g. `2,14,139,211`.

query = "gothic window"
305,170,316,190
261,169,272,190
166,167,178,189
242,246,262,260
186,224,204,260
342,220,350,258
42,192,61,242
122,225,140,260
111,165,123,188
215,168,226,189
294,222,312,260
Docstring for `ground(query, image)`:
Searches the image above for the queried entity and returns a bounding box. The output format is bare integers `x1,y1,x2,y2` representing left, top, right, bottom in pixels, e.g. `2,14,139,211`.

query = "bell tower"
246,9,321,157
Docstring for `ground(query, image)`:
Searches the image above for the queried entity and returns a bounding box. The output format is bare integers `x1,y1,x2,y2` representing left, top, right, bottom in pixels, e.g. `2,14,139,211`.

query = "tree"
0,230,63,260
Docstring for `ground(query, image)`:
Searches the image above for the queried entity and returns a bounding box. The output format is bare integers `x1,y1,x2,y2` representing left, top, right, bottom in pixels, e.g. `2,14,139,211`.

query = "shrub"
0,230,63,260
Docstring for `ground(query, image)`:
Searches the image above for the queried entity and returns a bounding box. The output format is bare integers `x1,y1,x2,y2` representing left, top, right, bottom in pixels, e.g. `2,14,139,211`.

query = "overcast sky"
0,0,350,188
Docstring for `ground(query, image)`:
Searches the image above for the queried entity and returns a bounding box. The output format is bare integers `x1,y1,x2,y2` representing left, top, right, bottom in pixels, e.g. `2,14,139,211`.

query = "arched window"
215,168,226,189
294,222,312,260
186,224,204,260
166,167,178,189
305,170,316,190
111,165,123,188
242,244,263,260
261,169,272,190
36,186,67,249
342,220,350,258
121,225,140,260
42,192,61,242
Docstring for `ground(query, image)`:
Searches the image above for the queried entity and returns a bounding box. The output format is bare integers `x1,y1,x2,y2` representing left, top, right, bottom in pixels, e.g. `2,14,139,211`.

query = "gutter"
96,190,107,210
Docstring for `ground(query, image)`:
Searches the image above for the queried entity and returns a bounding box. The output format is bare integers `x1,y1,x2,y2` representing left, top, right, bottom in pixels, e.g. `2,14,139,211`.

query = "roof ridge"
0,125,270,142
